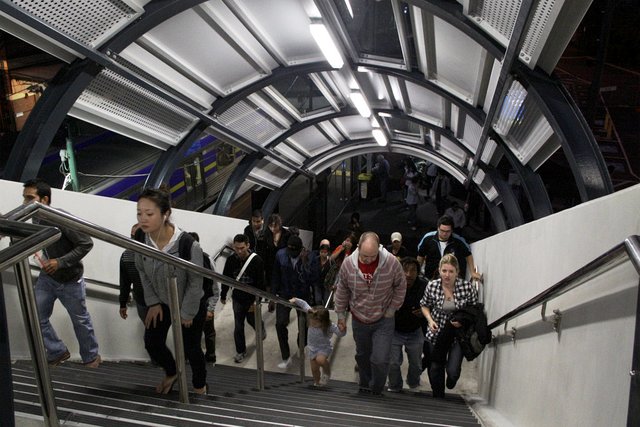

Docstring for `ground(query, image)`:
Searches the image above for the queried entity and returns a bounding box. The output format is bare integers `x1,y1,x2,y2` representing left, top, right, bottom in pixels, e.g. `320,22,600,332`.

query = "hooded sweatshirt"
334,245,406,324
135,227,204,320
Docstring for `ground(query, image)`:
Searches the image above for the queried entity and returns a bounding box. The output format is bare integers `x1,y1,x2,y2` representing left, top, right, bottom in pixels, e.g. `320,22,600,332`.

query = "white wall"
0,179,312,361
470,184,640,427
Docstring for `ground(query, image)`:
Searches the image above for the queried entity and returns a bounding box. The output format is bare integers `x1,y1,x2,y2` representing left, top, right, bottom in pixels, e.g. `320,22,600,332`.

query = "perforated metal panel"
74,69,197,146
217,100,284,146
11,0,143,48
467,0,558,67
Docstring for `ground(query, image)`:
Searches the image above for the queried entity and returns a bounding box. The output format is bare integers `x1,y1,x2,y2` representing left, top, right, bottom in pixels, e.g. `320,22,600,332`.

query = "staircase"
11,360,481,426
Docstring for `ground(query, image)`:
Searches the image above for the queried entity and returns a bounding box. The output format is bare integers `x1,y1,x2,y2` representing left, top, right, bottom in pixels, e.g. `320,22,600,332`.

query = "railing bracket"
541,302,562,333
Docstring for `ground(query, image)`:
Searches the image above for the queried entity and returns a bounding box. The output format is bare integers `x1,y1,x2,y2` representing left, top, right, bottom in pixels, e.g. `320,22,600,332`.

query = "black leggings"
144,302,207,388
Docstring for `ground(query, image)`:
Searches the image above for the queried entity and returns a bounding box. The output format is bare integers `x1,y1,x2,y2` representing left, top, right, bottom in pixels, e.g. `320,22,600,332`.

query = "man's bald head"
358,232,380,264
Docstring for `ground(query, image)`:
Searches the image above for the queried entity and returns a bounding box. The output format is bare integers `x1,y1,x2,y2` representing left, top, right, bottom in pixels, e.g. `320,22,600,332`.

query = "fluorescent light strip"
309,23,344,69
372,128,387,146
350,91,371,118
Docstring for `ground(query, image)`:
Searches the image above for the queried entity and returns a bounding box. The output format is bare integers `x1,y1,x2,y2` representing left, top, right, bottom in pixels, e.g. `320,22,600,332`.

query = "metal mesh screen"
11,0,140,47
217,101,284,146
76,69,197,144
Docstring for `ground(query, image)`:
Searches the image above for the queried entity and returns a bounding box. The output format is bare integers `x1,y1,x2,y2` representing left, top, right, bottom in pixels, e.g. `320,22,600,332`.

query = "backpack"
134,228,214,297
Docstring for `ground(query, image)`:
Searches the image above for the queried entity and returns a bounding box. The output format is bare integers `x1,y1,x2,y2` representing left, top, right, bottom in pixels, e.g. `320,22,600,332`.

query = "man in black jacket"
221,234,265,363
23,178,100,367
387,257,427,392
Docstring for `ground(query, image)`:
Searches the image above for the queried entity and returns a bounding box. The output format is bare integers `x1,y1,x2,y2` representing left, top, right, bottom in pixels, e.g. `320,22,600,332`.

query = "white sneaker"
233,352,246,363
319,373,330,386
277,357,292,369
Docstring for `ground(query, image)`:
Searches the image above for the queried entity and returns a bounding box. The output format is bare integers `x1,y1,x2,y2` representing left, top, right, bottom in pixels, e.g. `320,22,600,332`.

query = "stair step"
12,360,481,426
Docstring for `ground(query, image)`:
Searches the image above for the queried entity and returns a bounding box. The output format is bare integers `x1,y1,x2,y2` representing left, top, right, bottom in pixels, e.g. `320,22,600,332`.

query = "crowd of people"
23,177,487,400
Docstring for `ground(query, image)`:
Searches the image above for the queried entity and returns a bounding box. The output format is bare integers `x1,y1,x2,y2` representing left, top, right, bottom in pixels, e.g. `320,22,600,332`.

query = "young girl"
290,297,346,387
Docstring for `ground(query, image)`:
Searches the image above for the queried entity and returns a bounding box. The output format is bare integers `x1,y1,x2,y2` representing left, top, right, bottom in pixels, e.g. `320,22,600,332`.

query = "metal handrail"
1,201,308,421
4,202,300,311
488,235,640,330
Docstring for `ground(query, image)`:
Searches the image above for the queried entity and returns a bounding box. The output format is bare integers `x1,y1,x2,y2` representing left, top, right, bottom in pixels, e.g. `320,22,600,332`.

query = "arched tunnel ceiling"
0,0,612,230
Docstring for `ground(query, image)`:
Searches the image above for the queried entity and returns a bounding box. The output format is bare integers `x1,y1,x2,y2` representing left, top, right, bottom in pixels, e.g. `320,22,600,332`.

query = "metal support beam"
467,0,537,183
145,123,209,189
3,59,101,181
515,63,613,200
487,168,523,228
212,153,263,216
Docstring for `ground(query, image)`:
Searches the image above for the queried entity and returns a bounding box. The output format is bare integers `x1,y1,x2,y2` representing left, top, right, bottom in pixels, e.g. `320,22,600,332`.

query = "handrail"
3,202,300,311
488,235,640,330
1,201,308,419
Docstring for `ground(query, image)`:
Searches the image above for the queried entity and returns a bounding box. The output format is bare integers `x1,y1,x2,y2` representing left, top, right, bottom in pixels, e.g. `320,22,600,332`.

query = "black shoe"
371,391,384,397
432,390,445,398
205,354,216,363
446,377,457,389
358,387,371,394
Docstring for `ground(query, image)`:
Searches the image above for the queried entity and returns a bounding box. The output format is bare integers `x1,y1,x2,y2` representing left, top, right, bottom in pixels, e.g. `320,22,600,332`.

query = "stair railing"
487,235,640,427
1,202,307,424
0,219,63,427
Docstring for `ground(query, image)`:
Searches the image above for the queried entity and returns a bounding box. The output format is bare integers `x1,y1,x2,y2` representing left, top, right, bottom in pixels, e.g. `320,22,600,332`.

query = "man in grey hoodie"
334,232,406,395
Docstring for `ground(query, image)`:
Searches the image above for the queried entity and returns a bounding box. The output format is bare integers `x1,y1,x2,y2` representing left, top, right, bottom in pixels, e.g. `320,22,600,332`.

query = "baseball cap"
391,232,402,243
287,235,303,250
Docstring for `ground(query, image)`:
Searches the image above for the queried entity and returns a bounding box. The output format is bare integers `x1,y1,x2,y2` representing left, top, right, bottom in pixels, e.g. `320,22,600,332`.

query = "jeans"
387,328,424,390
275,304,306,360
144,302,207,389
233,299,264,354
425,340,463,397
352,316,395,393
313,283,330,307
35,274,99,363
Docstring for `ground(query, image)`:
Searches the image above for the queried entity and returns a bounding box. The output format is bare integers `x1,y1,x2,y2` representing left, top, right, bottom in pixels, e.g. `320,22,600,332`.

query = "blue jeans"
35,274,99,363
388,328,424,390
352,316,395,393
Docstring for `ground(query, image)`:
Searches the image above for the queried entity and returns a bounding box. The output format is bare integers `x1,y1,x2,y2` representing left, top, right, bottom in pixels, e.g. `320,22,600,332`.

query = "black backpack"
134,228,214,298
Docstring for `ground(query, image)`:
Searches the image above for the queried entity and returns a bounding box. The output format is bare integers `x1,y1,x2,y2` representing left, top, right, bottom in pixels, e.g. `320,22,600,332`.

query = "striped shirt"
334,246,406,324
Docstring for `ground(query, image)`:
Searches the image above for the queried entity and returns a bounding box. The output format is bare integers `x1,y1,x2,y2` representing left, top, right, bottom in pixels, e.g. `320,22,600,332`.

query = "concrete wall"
0,179,312,361
470,184,640,427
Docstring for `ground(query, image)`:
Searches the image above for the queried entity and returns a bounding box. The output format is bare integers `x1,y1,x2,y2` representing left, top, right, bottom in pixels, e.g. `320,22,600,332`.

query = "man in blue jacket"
272,235,311,369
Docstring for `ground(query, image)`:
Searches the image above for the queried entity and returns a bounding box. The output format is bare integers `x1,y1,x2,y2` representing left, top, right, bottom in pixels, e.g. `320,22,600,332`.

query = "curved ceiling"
0,0,612,230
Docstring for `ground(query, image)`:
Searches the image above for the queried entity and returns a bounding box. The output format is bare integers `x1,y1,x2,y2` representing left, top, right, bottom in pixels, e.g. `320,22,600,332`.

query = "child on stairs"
290,297,346,387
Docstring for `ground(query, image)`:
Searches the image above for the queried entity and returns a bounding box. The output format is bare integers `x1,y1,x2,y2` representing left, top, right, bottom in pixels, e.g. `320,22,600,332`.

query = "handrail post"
14,259,59,427
298,313,306,382
167,276,189,404
624,236,640,275
254,298,265,391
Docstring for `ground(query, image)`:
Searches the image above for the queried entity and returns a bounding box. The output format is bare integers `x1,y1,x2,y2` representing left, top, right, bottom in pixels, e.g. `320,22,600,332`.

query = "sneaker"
233,352,247,363
48,350,70,367
319,373,330,386
408,382,420,390
386,387,401,393
446,377,457,389
277,357,292,369
83,354,101,368
205,354,216,363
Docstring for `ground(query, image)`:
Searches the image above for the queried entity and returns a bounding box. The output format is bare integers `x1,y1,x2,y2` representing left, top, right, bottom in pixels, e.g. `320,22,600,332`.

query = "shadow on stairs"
12,360,481,426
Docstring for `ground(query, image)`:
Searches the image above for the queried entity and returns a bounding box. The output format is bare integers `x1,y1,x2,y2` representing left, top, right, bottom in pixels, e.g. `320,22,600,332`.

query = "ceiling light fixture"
371,117,380,128
372,128,387,146
350,90,371,118
309,21,344,69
